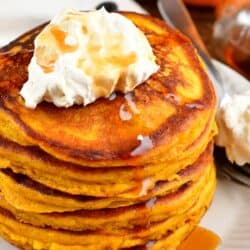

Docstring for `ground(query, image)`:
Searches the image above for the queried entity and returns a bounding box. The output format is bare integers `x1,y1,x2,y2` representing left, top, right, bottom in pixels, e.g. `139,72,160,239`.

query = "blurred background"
0,0,249,80
136,0,250,80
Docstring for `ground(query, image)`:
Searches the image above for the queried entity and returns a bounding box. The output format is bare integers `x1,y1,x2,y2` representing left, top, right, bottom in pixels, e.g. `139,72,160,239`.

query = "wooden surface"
135,0,217,58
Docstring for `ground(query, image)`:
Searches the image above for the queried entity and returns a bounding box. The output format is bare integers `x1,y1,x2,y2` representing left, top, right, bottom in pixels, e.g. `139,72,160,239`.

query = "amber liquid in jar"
224,42,250,79
223,24,250,79
214,1,250,80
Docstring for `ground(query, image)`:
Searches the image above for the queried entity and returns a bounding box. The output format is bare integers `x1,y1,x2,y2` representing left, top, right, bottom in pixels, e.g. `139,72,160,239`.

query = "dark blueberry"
96,1,118,12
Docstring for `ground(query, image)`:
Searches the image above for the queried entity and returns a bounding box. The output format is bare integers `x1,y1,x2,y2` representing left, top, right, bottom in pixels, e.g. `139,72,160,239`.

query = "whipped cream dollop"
216,92,250,166
20,9,159,108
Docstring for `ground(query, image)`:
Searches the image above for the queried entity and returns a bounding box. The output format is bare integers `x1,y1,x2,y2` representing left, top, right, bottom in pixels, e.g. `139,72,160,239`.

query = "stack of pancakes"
0,13,217,250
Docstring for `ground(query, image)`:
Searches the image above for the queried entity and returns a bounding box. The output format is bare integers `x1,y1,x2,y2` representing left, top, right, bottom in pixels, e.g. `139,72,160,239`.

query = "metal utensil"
157,0,224,104
96,2,118,12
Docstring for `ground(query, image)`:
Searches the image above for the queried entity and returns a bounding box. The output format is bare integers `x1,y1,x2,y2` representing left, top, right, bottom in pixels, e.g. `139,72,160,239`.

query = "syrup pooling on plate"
177,226,221,250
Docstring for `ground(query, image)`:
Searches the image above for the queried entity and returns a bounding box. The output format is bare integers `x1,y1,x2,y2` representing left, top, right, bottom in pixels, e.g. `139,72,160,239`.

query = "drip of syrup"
131,135,154,157
145,197,157,209
139,177,152,196
185,103,204,110
109,92,117,101
146,240,156,249
119,104,132,121
125,92,140,114
177,226,221,250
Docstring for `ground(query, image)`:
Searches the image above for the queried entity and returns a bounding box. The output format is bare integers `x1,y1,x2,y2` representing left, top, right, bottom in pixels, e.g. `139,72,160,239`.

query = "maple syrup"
131,135,154,157
223,39,250,80
214,1,250,80
177,226,221,250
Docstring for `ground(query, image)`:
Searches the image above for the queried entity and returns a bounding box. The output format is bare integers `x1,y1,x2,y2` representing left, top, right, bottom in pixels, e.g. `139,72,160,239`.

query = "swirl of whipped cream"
20,9,159,108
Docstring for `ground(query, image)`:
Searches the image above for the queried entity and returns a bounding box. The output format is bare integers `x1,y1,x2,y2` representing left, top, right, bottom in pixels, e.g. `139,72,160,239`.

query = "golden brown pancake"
0,130,216,197
0,11,217,250
0,12,216,168
0,159,214,231
0,165,216,250
0,142,213,213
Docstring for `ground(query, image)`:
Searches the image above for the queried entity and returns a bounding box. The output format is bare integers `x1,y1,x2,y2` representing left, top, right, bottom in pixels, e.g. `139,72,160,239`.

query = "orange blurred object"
213,0,250,79
184,0,219,7
178,226,221,250
216,0,250,16
184,0,250,12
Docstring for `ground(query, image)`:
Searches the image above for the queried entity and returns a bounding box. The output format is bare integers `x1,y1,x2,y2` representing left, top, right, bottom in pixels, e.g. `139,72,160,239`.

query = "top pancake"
0,12,217,167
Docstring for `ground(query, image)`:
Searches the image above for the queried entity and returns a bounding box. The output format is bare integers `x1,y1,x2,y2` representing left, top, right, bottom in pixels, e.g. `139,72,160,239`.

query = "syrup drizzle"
50,25,78,53
139,177,152,196
185,103,204,110
146,240,156,249
119,92,140,121
125,92,140,114
119,104,132,121
177,226,221,250
109,92,117,101
131,135,154,157
145,197,157,209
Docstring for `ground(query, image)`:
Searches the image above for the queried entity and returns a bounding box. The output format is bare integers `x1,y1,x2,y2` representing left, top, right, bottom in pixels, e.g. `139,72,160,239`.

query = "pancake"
0,142,213,213
0,12,217,168
0,130,216,197
0,159,214,231
0,165,216,250
0,11,217,250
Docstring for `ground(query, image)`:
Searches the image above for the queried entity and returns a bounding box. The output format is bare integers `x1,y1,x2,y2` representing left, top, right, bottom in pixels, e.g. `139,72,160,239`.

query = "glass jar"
213,0,250,80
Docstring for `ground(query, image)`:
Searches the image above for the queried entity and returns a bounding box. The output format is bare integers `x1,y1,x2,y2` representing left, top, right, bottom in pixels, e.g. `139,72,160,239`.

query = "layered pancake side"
0,154,214,231
0,121,216,197
0,11,217,250
0,163,216,249
0,142,213,213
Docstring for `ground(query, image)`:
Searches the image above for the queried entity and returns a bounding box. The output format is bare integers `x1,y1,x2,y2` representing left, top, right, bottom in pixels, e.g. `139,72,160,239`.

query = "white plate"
0,60,249,250
1,1,250,249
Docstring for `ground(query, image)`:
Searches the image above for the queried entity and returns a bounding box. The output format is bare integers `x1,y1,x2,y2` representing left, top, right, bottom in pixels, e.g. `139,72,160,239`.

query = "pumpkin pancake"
0,142,213,213
0,165,216,250
0,12,217,168
0,131,216,197
0,11,217,250
0,159,214,231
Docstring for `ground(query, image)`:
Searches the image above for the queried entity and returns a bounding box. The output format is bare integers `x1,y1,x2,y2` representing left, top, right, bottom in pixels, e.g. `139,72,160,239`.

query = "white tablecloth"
0,0,145,47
